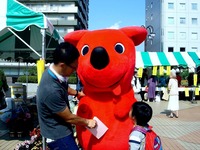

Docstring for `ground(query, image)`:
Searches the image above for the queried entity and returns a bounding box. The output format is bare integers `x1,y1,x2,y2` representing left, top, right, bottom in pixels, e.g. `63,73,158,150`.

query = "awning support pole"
41,29,47,150
41,29,46,59
191,67,198,104
8,28,41,58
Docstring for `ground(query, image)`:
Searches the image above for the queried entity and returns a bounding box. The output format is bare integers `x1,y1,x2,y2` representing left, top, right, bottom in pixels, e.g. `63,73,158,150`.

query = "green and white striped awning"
136,52,200,69
188,52,200,67
0,0,63,40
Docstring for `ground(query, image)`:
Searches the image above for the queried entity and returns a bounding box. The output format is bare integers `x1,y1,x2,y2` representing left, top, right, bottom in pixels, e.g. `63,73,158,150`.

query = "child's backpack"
133,125,162,150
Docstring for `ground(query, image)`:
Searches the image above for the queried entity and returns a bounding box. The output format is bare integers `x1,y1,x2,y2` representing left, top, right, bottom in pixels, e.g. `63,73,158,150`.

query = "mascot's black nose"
90,46,109,70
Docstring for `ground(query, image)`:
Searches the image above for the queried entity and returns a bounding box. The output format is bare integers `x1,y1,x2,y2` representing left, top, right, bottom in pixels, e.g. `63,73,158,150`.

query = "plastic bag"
162,88,169,101
155,94,161,102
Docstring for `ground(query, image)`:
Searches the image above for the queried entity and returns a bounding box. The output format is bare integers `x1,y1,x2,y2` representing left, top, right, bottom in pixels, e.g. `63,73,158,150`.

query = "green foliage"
28,66,37,76
0,69,4,74
17,70,78,84
17,75,38,83
70,72,77,77
67,72,78,84
180,69,189,80
68,76,78,84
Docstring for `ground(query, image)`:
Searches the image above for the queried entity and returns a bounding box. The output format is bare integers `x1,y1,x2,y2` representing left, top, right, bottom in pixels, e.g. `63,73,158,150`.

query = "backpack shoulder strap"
133,126,147,135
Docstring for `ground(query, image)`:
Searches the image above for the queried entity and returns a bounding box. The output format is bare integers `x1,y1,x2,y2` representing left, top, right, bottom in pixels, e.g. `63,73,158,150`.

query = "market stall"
135,51,200,101
135,52,198,70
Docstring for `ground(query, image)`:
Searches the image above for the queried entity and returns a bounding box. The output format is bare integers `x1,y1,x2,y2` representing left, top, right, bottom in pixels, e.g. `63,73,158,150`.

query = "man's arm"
68,86,85,99
57,106,96,128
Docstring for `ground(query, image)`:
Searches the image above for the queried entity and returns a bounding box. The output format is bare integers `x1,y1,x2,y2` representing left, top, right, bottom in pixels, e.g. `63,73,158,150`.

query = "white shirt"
49,63,68,83
168,78,178,95
131,76,142,93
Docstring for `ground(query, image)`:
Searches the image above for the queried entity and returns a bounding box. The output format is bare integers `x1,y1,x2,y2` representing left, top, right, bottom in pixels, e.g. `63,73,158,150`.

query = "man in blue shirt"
37,42,96,150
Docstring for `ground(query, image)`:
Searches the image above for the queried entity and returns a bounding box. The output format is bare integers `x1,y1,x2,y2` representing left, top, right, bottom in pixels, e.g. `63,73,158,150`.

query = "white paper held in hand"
86,116,108,139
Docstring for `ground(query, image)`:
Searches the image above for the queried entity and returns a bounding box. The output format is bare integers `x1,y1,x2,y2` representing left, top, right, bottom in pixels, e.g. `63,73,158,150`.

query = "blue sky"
88,1,145,30
88,0,145,51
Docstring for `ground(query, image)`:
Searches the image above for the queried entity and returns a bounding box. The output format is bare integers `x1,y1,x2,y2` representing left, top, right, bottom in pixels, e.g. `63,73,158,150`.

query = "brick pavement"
147,100,200,150
1,99,199,150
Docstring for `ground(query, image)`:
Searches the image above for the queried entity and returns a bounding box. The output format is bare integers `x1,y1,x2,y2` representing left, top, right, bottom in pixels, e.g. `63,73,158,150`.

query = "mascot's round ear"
120,26,147,46
64,30,89,46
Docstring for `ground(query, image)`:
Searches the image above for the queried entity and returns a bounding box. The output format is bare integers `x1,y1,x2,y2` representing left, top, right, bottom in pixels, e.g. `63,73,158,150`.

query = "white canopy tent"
0,0,63,60
136,52,200,72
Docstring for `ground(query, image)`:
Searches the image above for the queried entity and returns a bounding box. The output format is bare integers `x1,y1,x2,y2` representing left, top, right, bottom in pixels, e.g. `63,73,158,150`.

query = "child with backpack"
129,101,162,150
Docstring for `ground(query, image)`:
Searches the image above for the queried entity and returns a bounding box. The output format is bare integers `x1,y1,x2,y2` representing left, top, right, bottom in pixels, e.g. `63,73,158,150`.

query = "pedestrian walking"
147,75,157,102
167,70,179,118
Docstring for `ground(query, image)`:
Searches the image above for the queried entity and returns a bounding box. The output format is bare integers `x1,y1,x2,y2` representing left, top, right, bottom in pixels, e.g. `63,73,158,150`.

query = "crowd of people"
131,69,181,120
131,68,185,120
131,68,194,103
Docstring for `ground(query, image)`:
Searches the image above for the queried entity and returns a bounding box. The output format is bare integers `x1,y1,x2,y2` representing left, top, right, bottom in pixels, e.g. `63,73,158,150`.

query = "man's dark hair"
53,42,80,65
131,101,153,126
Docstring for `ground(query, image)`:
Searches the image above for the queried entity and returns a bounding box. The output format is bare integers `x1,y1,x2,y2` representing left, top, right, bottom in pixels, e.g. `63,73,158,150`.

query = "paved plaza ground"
0,99,200,150
148,100,200,150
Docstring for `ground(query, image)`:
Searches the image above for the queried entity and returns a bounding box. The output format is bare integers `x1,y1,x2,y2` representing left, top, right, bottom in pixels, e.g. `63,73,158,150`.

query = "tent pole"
191,67,198,104
7,28,41,58
41,29,46,59
41,28,47,150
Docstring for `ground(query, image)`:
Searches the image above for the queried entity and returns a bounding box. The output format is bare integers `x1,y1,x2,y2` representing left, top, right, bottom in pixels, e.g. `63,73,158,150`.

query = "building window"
168,47,174,52
191,47,198,51
180,47,185,52
179,32,186,39
191,32,198,40
68,15,74,20
179,3,186,10
151,2,153,8
168,17,174,24
192,18,198,25
151,14,153,20
180,17,186,24
168,3,174,9
191,3,198,10
168,31,174,39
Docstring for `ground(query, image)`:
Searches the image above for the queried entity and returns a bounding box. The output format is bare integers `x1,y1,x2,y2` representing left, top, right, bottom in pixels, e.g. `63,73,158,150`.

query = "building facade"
145,0,200,52
0,0,89,77
19,0,89,37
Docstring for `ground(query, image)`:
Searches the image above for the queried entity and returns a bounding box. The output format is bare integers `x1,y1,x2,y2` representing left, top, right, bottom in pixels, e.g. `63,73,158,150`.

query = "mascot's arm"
114,90,135,119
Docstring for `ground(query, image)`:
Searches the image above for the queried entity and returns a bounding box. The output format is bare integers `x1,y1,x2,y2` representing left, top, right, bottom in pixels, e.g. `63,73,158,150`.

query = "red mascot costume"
64,26,147,150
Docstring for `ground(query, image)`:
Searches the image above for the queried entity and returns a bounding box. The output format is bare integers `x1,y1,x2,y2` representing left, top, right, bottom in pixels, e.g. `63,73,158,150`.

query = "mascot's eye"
115,43,125,54
81,45,89,56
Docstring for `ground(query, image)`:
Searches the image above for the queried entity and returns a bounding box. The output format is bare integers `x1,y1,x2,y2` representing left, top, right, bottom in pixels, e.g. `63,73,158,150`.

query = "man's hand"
77,90,85,99
86,119,97,128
